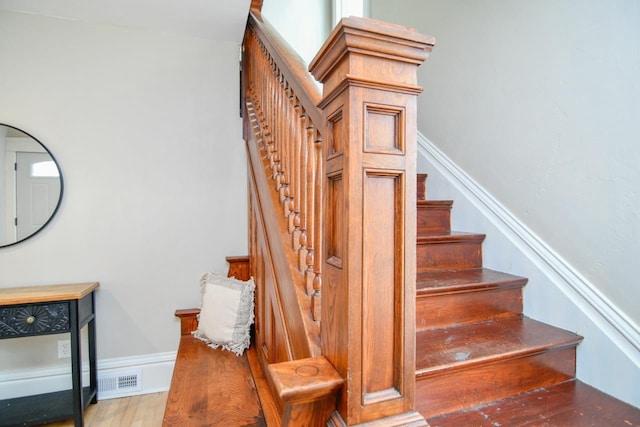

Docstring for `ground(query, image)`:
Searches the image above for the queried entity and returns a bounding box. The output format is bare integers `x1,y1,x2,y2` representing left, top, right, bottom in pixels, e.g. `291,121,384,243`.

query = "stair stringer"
417,131,640,408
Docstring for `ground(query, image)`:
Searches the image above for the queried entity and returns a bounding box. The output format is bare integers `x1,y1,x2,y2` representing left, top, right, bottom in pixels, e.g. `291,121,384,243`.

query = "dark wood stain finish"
416,231,485,271
416,268,526,330
417,200,452,234
428,380,640,427
415,176,640,424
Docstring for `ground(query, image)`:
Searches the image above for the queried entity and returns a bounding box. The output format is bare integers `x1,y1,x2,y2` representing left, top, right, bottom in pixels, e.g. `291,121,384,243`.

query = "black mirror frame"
0,123,64,248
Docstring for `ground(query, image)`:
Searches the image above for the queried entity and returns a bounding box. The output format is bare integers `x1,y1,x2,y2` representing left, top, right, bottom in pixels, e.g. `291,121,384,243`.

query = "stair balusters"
244,24,324,312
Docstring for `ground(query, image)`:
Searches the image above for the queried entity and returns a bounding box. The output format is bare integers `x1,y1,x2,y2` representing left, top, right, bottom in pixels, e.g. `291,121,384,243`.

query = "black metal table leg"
88,292,98,404
70,300,84,427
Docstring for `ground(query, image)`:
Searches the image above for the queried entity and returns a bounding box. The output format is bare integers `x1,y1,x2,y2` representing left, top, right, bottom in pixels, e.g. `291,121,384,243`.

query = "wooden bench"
162,257,343,426
162,308,268,426
162,257,272,426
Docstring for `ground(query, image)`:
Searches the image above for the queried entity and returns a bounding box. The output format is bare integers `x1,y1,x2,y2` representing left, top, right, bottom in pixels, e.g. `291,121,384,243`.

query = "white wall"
372,0,640,406
0,10,247,392
262,0,332,65
332,0,370,25
371,0,640,328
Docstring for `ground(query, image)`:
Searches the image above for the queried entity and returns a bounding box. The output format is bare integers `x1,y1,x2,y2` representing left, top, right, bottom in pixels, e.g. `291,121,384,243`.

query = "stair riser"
417,174,427,200
417,207,451,234
416,288,523,331
415,346,577,418
416,242,482,271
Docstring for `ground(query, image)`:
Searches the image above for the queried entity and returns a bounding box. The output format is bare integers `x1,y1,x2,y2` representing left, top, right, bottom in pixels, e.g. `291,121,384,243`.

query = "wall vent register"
98,370,142,397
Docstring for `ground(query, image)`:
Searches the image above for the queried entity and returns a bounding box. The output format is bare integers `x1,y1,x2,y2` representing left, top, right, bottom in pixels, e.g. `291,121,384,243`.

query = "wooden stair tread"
417,230,486,244
416,316,583,375
416,268,527,294
412,170,637,422
427,379,640,427
417,173,428,200
416,200,453,207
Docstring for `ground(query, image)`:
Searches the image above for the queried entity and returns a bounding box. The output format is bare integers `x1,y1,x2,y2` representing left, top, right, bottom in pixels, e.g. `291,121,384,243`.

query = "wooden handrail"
248,12,324,129
250,0,263,13
243,11,434,426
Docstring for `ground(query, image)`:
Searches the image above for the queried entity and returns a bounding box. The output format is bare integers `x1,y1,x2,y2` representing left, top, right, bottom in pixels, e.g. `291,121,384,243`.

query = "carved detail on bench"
267,356,344,426
226,255,251,282
174,309,200,336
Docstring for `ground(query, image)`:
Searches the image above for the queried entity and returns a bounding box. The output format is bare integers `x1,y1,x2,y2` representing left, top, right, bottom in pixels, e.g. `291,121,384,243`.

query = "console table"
0,282,99,427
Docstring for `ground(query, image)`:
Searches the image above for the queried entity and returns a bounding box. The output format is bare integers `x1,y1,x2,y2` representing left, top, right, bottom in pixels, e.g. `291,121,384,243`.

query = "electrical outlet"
58,340,71,358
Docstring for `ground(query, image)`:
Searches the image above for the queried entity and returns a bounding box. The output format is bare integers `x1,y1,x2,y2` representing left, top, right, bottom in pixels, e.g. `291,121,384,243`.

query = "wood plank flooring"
46,392,168,427
427,380,640,427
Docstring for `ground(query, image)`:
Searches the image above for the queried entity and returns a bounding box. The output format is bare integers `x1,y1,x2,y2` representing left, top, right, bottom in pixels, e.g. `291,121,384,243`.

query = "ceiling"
0,0,252,43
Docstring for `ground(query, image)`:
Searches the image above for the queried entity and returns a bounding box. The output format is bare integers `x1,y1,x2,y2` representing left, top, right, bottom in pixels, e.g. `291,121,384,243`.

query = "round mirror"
0,124,63,248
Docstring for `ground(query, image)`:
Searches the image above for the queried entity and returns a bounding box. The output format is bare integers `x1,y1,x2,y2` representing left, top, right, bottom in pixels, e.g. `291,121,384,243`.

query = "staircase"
414,174,640,426
243,9,640,424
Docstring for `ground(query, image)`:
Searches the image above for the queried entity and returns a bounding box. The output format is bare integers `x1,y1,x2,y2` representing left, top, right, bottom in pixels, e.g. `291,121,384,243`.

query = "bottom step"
416,317,583,418
427,380,640,427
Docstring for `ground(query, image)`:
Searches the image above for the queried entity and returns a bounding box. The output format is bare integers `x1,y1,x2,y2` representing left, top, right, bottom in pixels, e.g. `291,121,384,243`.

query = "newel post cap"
309,16,435,96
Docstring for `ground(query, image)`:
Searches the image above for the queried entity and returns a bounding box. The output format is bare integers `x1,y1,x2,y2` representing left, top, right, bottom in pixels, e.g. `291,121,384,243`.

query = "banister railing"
244,12,324,322
243,7,434,426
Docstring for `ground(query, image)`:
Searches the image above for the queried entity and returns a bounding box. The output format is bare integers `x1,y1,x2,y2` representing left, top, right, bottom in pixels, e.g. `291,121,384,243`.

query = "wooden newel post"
309,17,435,426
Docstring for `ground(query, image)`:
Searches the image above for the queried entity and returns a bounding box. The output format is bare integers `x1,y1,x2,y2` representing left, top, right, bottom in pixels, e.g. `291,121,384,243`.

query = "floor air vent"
98,369,142,397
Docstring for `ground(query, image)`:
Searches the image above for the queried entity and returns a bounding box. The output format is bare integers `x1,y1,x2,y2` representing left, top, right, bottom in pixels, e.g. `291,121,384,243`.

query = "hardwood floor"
46,392,168,427
428,380,640,427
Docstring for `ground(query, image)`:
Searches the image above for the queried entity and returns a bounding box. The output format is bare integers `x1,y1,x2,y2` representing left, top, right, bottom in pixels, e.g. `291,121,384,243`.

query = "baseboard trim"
0,351,176,400
417,131,640,364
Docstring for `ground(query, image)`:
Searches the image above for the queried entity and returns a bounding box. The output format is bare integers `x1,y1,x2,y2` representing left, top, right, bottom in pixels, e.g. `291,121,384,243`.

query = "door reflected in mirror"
0,124,63,247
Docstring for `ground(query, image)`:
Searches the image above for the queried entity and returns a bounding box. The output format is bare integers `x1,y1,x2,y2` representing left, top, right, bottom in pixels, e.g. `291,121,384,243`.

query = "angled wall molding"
417,131,640,366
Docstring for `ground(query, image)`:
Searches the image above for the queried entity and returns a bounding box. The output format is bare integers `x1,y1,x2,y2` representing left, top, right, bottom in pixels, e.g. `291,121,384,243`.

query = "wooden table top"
0,282,100,306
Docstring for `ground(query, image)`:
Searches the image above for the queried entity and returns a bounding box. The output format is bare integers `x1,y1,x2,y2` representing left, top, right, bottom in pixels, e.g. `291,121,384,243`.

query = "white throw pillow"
193,272,255,356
